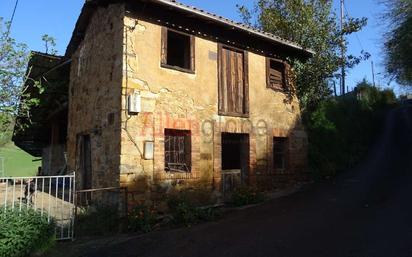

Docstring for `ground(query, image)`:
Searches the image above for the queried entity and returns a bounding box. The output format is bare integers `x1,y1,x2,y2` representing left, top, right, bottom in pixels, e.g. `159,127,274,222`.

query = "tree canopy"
0,18,29,115
238,0,369,110
0,18,30,145
0,18,54,145
382,0,412,86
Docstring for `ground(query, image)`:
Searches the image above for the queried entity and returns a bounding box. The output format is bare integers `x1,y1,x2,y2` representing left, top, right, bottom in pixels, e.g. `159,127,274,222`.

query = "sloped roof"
12,52,70,157
66,0,314,57
153,0,314,55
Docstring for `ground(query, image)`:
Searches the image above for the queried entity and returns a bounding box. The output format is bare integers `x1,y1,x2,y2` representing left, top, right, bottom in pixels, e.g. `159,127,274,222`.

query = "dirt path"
53,106,412,257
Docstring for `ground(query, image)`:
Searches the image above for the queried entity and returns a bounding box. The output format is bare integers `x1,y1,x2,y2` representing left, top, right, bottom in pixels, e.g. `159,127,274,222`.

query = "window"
218,45,249,117
161,28,195,73
273,137,288,171
164,129,191,172
267,58,287,91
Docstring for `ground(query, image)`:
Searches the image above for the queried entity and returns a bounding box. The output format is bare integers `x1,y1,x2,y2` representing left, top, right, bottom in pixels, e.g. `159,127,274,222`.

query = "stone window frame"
160,27,196,74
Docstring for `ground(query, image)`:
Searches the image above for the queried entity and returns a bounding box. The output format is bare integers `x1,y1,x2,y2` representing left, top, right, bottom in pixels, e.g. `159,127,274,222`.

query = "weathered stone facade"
67,3,308,204
67,4,124,190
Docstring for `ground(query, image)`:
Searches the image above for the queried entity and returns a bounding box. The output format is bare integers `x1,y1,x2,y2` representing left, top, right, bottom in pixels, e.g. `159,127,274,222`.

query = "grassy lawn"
0,143,39,177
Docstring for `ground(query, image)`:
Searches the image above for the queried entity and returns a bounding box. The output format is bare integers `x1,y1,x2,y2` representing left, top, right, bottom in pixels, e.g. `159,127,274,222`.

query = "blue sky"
0,0,402,94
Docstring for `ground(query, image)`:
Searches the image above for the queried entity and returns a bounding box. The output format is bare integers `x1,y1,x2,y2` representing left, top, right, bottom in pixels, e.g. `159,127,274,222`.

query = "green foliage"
167,189,219,226
75,206,120,236
238,0,369,110
0,18,56,138
382,0,412,86
128,204,157,233
0,113,13,146
306,81,397,178
0,17,30,116
356,79,397,108
230,186,265,207
0,208,55,257
41,34,57,55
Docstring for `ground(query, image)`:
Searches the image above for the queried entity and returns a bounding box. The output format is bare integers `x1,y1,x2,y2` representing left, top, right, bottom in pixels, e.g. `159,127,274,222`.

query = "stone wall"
120,14,308,200
67,4,125,192
41,144,65,175
66,4,308,205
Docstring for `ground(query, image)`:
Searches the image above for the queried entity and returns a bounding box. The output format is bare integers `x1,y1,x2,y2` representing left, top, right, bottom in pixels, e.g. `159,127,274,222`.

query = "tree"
41,34,57,55
0,18,46,145
382,0,412,86
238,0,369,110
0,18,29,144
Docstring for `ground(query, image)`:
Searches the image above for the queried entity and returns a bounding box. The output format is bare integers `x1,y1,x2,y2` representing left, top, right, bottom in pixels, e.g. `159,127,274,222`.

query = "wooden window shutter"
190,35,195,71
266,58,271,89
266,58,286,91
161,27,168,65
243,50,249,115
218,44,224,113
218,44,249,117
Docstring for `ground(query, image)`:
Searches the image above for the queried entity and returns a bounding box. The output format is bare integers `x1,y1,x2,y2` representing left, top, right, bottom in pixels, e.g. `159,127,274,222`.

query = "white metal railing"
0,174,76,240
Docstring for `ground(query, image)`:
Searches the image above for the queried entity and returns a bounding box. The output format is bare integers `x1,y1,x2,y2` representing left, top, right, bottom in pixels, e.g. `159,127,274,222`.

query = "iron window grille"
164,129,192,173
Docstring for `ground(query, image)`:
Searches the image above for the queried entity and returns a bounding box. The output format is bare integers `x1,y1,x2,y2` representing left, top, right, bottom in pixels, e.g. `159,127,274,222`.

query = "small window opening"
166,30,191,70
273,137,288,171
267,59,286,91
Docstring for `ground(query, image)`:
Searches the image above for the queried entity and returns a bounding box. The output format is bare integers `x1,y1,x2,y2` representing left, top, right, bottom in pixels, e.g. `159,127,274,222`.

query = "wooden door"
218,45,249,116
78,135,92,190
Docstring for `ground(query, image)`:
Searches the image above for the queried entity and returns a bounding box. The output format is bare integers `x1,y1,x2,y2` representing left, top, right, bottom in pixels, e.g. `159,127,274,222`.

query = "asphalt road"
84,106,412,257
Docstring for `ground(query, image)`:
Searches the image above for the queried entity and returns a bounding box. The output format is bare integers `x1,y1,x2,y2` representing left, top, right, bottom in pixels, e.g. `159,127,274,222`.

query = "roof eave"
152,0,315,57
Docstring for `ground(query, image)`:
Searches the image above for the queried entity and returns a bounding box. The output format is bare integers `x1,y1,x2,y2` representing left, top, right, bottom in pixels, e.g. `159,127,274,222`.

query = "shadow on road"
50,106,412,257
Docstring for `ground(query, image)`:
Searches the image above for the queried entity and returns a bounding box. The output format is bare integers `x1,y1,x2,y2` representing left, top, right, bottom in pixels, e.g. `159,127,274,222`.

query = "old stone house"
18,0,314,204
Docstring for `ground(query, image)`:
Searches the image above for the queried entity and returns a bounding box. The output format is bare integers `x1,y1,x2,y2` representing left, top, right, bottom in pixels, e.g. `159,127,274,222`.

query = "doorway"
221,133,249,194
77,134,92,190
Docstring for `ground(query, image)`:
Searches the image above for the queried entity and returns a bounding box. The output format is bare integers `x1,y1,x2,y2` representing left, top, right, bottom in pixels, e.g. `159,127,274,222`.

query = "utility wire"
343,1,378,88
5,0,20,39
343,2,366,52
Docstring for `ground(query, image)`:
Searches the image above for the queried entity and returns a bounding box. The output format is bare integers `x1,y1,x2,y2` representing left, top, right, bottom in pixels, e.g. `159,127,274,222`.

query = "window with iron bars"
164,129,191,172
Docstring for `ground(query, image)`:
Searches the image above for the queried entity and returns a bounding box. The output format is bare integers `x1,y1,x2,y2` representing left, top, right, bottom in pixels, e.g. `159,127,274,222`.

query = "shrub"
0,208,55,257
306,83,397,179
230,186,265,207
128,204,157,233
75,206,120,236
167,189,219,226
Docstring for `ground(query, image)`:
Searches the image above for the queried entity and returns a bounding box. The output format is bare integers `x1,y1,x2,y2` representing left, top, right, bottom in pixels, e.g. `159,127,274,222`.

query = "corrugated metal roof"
66,0,314,57
152,0,314,55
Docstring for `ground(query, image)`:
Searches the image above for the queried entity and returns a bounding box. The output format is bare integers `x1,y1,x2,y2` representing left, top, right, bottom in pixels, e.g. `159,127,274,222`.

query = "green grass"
0,143,39,177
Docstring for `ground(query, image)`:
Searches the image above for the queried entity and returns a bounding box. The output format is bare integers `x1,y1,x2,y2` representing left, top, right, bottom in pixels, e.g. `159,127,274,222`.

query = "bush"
230,187,265,207
167,189,219,226
75,206,120,236
306,82,397,179
0,208,55,257
128,204,157,233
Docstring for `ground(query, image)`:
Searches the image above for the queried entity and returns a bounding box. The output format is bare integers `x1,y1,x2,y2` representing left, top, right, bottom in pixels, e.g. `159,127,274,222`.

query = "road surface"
81,106,412,257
